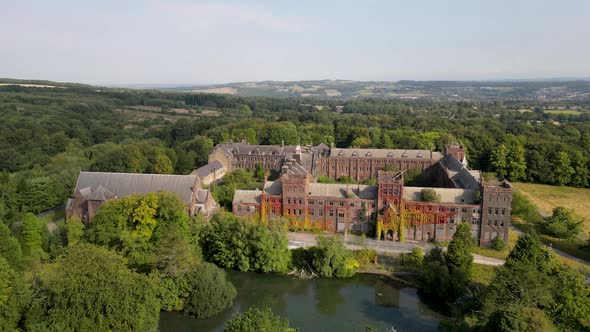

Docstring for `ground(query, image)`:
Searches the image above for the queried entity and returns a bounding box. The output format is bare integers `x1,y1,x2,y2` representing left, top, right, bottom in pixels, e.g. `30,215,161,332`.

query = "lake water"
158,271,443,332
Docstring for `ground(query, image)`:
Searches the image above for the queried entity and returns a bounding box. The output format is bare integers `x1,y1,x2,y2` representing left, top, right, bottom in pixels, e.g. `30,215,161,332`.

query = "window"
298,200,302,205
472,218,478,225
488,207,492,214
450,207,457,212
298,209,302,215
449,217,455,223
339,201,344,207
329,201,334,206
501,208,506,215
319,200,324,205
338,211,345,218
329,210,334,217
495,208,499,215
461,208,467,213
461,217,466,222
287,198,291,204
310,210,315,216
309,200,314,205
319,210,324,216
287,209,291,215
350,202,355,207
237,206,242,212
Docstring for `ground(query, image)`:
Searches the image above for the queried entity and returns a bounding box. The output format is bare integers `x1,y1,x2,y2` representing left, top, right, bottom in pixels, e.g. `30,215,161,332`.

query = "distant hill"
159,79,590,101
2,78,590,102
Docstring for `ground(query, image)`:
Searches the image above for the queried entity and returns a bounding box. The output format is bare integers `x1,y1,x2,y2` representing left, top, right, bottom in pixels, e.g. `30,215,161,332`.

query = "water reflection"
158,271,443,332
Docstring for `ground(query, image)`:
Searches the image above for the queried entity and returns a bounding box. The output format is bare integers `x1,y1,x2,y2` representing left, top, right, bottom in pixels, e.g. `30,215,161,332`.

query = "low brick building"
66,172,217,222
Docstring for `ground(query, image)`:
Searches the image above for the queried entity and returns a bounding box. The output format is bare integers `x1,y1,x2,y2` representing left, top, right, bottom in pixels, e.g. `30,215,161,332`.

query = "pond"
158,271,444,332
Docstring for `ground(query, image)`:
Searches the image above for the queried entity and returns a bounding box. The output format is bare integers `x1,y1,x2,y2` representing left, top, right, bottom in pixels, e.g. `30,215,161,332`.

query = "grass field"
543,109,585,115
471,264,497,285
512,182,590,234
471,229,519,260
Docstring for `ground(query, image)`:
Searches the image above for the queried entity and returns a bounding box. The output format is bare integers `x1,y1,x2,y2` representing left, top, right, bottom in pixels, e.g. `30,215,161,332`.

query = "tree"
491,135,526,181
87,192,193,267
487,305,556,332
182,136,214,167
259,122,298,145
312,235,358,278
152,153,174,174
545,206,583,239
201,213,291,273
184,262,237,318
0,257,29,332
225,307,297,332
254,163,265,181
21,212,47,267
18,177,64,214
552,151,574,185
25,244,160,332
445,223,474,274
153,222,201,278
0,221,23,270
65,216,84,246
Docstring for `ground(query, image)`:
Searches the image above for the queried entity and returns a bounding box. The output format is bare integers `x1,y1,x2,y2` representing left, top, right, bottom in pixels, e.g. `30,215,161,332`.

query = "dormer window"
338,150,345,156
402,152,408,158
352,151,358,156
366,151,372,157
387,152,393,157
417,152,423,158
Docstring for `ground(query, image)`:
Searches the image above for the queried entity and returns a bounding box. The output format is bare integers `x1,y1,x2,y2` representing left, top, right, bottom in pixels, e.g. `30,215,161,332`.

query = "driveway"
287,232,505,266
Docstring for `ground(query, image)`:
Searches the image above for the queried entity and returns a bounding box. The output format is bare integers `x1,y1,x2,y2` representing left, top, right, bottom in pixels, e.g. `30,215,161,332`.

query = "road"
287,232,505,267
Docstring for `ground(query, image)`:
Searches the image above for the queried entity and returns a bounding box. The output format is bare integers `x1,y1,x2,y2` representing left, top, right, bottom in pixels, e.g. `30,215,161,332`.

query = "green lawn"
544,109,584,115
512,182,590,234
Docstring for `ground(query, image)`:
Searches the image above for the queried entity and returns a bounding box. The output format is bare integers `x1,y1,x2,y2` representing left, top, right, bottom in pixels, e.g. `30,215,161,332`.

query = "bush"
354,249,377,265
491,237,505,251
313,235,358,278
401,247,424,267
185,262,237,318
225,307,296,332
421,189,440,203
544,206,583,239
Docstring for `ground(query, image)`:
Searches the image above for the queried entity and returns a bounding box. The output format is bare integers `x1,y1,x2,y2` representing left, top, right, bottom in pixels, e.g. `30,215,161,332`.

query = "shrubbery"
225,307,297,332
201,212,291,273
184,262,237,318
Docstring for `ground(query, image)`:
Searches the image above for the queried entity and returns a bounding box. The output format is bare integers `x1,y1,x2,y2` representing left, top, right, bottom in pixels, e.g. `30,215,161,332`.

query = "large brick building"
66,172,217,222
230,144,512,246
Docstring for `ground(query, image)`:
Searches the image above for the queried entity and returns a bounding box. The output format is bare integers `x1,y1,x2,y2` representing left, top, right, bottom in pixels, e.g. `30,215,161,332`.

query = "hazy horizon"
2,0,590,85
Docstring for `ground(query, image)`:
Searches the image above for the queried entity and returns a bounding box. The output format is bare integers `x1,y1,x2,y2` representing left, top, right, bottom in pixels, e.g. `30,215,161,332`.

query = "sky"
1,0,589,85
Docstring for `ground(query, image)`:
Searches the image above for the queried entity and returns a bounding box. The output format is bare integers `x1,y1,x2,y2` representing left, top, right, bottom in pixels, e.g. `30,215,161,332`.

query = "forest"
1,81,590,331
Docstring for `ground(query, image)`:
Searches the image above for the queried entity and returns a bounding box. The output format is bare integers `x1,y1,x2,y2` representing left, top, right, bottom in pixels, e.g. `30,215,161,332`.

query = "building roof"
403,186,478,204
195,160,224,178
233,189,261,205
439,154,481,190
214,142,299,156
74,171,198,204
263,181,282,195
307,183,378,200
328,148,443,160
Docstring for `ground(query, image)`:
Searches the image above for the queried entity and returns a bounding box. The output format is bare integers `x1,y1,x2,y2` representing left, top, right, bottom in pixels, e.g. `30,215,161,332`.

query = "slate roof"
328,148,443,160
307,183,378,200
74,171,198,204
403,186,478,204
263,181,282,195
196,160,224,178
216,142,298,156
233,189,261,205
438,154,481,190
